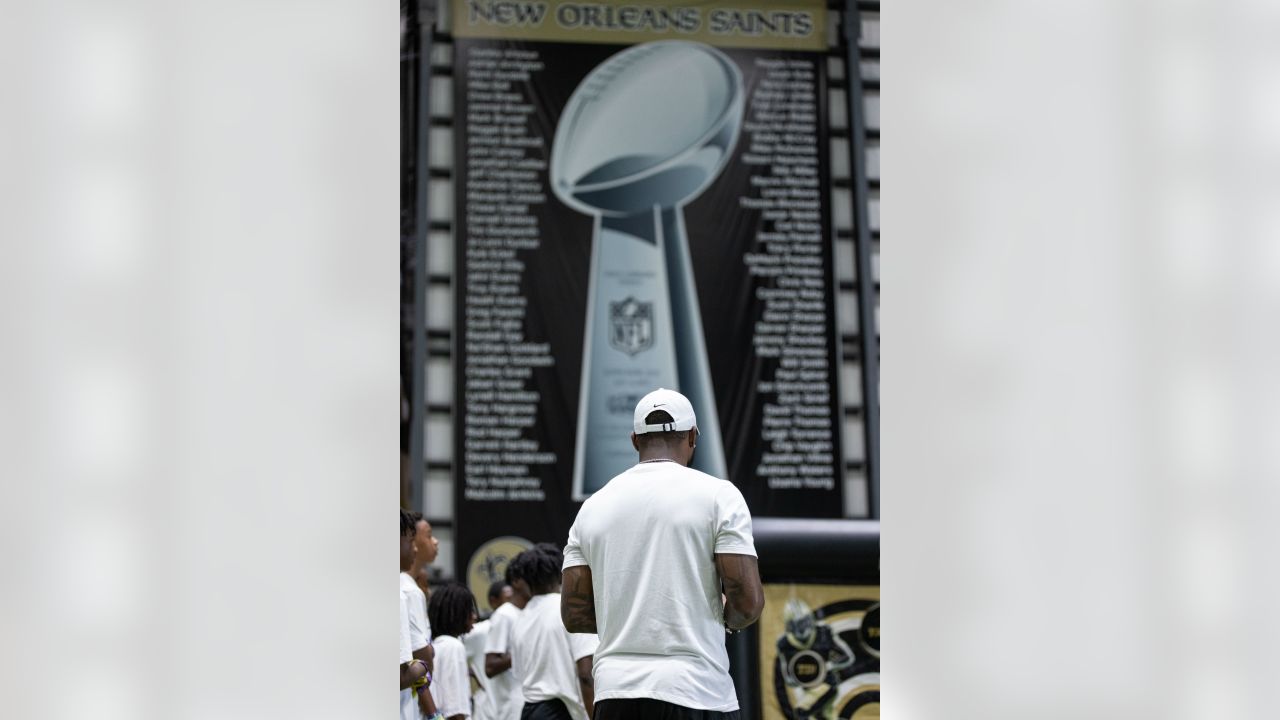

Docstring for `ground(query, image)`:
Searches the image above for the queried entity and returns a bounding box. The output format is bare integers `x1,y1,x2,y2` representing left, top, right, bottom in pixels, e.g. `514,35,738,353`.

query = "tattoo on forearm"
722,572,750,627
562,568,598,633
717,554,764,629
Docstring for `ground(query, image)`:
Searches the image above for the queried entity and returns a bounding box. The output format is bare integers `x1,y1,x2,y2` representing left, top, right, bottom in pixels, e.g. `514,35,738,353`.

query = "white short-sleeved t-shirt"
400,583,422,720
400,589,413,665
463,620,493,720
401,573,432,720
510,593,598,720
400,573,432,648
430,634,472,719
482,601,525,720
562,462,756,711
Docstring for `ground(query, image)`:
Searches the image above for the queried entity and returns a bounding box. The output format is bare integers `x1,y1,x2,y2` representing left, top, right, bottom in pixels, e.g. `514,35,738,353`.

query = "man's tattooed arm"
561,565,598,633
715,553,765,630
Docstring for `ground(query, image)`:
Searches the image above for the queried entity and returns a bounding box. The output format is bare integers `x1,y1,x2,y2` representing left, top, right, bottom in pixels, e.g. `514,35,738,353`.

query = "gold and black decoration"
759,584,879,719
465,535,533,606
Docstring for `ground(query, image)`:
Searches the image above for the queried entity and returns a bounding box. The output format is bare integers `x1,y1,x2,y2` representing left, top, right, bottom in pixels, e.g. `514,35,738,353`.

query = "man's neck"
638,450,686,464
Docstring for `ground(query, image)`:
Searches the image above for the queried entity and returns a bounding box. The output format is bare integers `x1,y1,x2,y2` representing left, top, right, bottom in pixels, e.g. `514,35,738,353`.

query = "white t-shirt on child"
482,602,525,720
510,593,598,720
400,589,413,665
430,634,472,719
400,573,432,720
463,619,493,720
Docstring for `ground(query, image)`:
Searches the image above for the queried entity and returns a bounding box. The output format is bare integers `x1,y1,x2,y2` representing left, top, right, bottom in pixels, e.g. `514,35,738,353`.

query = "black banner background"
453,38,844,583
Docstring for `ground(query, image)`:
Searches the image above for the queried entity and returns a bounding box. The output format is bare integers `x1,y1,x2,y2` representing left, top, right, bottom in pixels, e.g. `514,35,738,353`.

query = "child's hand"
416,684,436,716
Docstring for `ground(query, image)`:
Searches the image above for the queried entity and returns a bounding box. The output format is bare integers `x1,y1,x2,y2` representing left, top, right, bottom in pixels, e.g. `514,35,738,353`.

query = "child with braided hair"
428,582,480,720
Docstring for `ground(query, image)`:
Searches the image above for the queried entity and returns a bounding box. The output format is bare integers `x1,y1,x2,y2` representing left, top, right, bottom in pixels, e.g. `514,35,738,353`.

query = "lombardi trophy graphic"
550,41,743,498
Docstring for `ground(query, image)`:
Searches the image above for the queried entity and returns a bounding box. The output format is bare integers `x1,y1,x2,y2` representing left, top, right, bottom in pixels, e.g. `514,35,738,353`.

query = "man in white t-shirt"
508,545,597,720
484,575,530,720
402,509,439,720
561,388,765,720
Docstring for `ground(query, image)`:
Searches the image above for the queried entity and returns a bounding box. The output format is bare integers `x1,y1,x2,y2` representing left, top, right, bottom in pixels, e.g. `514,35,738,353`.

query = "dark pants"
522,699,575,720
593,699,741,720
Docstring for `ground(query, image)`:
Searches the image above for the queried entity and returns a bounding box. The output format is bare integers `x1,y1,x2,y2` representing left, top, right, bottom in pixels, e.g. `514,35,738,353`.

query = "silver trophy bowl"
551,41,743,496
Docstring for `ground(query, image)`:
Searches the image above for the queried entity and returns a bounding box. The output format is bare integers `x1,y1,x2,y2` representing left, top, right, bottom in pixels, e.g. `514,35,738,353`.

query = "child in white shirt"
428,582,480,720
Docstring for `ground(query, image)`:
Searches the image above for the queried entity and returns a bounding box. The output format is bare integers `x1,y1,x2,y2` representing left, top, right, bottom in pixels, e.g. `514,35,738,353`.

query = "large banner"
452,0,845,592
760,584,880,719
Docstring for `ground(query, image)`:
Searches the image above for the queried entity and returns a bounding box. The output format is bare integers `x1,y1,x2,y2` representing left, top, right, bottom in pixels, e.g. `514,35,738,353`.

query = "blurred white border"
4,0,1280,717
886,0,1280,717
1,1,394,717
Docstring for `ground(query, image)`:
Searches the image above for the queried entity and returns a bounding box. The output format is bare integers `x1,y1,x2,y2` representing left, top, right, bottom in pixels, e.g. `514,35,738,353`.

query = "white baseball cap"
633,388,698,435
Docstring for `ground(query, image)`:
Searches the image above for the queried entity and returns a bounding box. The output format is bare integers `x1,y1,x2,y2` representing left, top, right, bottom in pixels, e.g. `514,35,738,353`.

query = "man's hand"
416,681,437,716
576,655,595,717
561,565,597,633
715,553,764,630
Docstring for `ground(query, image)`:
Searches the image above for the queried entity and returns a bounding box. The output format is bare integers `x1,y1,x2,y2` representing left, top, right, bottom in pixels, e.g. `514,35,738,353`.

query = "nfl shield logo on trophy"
609,297,653,356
